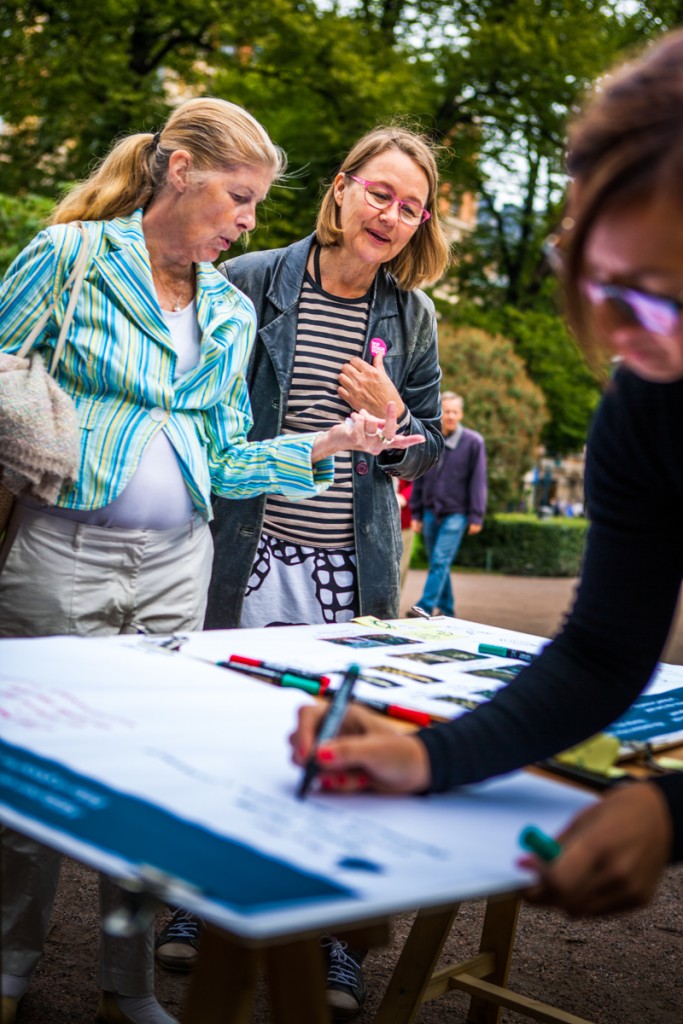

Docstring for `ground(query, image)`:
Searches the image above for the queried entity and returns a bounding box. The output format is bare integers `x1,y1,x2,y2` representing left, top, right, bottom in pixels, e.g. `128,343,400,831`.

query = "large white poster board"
0,636,595,941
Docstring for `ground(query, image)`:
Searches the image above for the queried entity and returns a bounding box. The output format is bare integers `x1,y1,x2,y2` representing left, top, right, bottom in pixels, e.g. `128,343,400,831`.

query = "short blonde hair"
51,97,286,224
316,126,451,291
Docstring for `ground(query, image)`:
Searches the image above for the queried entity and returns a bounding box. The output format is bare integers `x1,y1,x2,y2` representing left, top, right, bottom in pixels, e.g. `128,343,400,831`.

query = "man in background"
410,392,487,617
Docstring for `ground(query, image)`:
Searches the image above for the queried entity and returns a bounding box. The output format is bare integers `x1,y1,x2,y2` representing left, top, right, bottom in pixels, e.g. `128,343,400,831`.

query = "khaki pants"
0,504,213,994
0,504,212,638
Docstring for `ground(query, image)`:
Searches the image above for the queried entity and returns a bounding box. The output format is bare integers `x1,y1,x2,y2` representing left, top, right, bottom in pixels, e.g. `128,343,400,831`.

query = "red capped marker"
227,655,330,691
355,697,431,727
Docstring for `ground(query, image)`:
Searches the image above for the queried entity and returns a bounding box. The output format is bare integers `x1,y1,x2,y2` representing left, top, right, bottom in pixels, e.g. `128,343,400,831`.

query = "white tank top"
43,302,202,529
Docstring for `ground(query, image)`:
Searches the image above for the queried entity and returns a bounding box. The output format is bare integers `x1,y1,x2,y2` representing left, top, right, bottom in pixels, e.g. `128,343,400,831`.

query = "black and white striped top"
262,254,370,548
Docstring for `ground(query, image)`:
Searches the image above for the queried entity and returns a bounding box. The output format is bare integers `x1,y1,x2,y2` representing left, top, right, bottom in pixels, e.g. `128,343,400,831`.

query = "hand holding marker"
519,825,562,862
298,663,360,799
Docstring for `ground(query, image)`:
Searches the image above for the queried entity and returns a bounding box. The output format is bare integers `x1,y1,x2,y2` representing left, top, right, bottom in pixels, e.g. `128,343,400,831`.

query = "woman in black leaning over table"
291,29,683,917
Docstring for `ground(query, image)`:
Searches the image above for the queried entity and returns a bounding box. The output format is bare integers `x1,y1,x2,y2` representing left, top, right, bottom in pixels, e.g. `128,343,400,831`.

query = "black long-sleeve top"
418,368,683,859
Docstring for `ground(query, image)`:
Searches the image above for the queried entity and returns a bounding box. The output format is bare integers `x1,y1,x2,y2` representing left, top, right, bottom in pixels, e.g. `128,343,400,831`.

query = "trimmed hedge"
410,513,588,577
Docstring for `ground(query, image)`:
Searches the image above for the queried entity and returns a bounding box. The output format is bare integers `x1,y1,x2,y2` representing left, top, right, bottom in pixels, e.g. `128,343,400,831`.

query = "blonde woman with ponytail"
0,99,422,1024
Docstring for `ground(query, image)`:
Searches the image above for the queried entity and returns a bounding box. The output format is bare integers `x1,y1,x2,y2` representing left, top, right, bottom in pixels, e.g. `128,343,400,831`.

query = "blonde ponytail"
50,98,286,225
51,134,160,224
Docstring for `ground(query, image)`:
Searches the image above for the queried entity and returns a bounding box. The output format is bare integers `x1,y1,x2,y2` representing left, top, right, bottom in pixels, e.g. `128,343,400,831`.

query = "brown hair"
51,98,286,224
315,126,451,291
561,30,683,364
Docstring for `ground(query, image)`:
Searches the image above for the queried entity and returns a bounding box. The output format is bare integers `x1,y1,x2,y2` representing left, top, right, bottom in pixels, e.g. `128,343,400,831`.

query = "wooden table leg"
466,895,520,1024
181,925,260,1024
373,905,461,1024
266,936,331,1024
419,895,595,1024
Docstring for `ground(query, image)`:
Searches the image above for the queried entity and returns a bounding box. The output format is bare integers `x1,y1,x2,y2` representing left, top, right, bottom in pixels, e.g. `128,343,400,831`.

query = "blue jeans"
417,510,468,616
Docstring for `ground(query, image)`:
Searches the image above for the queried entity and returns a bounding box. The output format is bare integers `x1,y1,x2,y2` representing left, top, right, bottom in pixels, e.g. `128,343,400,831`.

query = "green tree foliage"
436,322,548,511
2,0,679,463
0,193,55,275
436,0,638,310
209,6,439,246
0,0,438,248
0,0,221,193
502,307,600,455
444,300,600,455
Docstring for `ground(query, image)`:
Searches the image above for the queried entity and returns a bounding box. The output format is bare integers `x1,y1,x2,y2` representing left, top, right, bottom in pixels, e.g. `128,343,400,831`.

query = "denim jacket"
205,233,443,627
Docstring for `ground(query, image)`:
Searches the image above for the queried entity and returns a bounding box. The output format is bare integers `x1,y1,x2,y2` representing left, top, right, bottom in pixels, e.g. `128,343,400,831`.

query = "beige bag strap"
17,222,90,376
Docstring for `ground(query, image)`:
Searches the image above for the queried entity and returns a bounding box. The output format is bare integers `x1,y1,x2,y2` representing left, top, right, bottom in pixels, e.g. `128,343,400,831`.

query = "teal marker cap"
478,643,507,657
280,674,323,696
519,825,562,862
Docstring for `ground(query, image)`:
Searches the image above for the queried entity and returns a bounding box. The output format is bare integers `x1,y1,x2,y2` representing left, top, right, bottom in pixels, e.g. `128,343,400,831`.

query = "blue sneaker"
321,936,367,1022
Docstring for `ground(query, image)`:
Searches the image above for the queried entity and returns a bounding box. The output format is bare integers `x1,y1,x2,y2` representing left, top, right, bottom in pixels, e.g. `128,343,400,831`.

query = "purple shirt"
410,425,487,525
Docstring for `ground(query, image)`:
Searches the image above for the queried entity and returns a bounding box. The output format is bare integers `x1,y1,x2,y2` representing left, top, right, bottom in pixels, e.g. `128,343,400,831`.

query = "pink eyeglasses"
346,174,430,226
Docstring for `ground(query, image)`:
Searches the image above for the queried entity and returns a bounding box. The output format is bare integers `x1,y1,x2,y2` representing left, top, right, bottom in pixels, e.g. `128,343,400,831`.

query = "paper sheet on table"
605,662,683,753
177,620,548,721
0,636,595,940
179,623,683,742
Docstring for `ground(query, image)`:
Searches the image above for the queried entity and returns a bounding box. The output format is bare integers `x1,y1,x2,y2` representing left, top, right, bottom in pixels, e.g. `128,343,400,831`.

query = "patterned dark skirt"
240,532,359,627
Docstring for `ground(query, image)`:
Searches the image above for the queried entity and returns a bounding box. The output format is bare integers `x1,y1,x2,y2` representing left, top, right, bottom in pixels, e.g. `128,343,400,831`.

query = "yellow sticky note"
555,732,621,774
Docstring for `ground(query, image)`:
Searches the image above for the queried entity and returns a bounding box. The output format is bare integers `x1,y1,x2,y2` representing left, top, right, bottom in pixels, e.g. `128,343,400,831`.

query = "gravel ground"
9,569,683,1024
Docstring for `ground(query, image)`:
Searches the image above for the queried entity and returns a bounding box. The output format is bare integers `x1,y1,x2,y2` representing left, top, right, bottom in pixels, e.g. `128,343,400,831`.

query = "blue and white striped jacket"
0,210,333,518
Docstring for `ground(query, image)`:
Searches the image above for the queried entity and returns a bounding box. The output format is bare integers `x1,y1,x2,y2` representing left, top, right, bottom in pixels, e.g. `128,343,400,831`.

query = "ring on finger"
378,431,394,446
365,429,379,437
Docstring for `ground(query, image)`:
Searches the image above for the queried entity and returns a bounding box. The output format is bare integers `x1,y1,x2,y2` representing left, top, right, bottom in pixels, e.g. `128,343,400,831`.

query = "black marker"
298,663,360,800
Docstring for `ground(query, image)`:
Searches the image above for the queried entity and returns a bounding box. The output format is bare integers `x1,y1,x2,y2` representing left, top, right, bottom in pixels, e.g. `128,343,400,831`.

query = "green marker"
519,825,562,862
478,643,537,663
218,661,324,696
277,673,324,696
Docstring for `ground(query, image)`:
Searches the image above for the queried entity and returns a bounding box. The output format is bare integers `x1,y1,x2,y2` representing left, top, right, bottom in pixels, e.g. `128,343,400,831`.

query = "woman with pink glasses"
206,126,450,634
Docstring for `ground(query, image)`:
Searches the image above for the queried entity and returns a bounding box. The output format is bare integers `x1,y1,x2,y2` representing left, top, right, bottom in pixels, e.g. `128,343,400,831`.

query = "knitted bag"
0,222,89,537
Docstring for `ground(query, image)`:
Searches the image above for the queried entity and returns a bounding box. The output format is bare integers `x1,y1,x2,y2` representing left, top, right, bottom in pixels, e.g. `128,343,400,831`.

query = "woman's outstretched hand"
311,401,424,462
289,701,432,794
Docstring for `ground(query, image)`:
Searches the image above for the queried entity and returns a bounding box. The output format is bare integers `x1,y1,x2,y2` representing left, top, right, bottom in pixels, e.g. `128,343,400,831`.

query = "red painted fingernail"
318,747,336,763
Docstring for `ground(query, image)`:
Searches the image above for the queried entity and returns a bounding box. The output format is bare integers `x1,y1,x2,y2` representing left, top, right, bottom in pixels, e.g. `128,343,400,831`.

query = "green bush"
410,513,588,577
0,192,55,276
